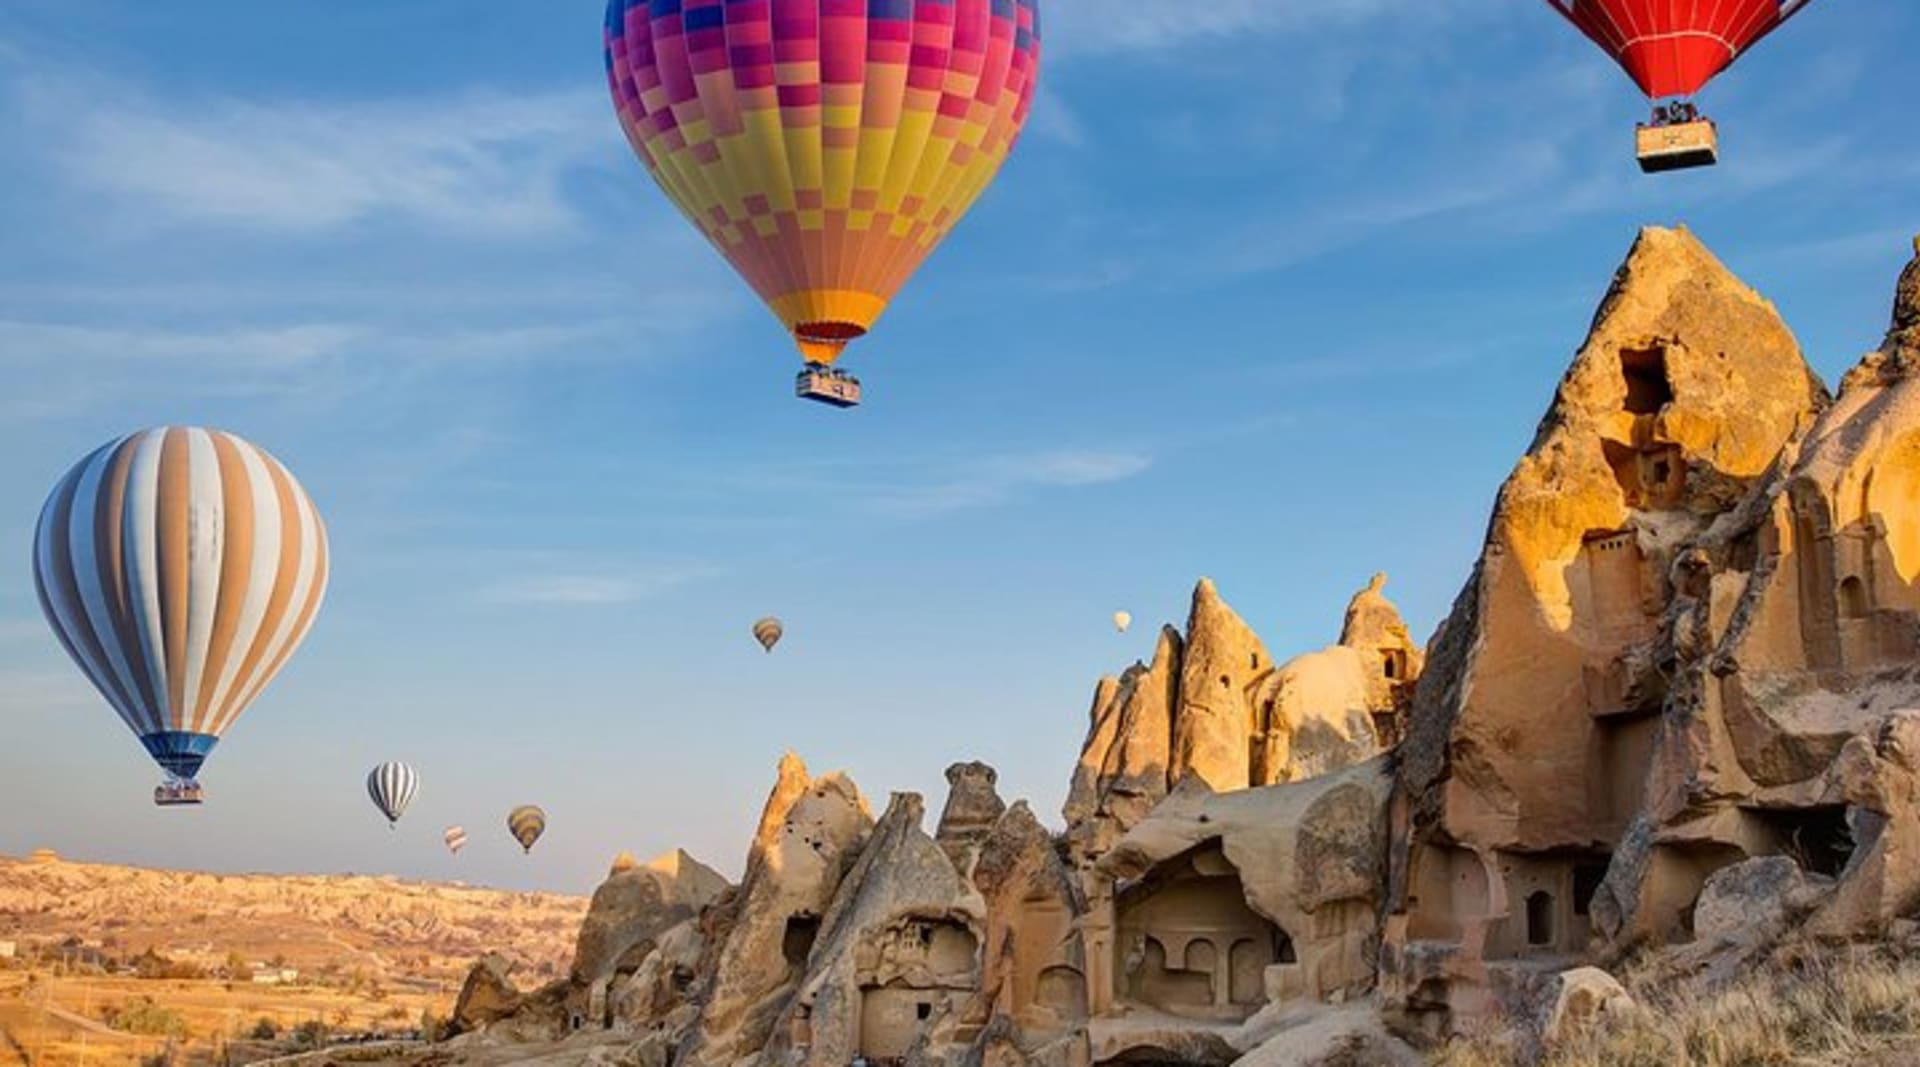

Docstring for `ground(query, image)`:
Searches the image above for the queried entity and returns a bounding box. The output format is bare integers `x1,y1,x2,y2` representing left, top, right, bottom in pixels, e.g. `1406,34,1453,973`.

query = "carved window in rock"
784,915,821,968
1620,345,1673,416
1840,576,1870,619
1525,891,1555,947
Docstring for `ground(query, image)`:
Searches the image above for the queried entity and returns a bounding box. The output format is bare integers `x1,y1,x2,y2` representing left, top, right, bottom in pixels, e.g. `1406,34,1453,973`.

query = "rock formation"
405,230,1920,1067
936,761,1008,874
1066,577,1419,870
681,753,872,1067
572,850,728,1029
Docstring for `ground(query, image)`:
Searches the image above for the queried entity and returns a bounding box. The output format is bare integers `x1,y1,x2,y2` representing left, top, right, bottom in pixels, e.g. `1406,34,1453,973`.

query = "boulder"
572,850,728,990
1533,967,1635,1047
1693,856,1815,944
1233,1006,1422,1067
451,954,526,1036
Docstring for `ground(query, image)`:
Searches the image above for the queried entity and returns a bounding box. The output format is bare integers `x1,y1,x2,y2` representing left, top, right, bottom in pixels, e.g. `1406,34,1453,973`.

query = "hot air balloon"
603,0,1044,407
1544,0,1819,172
508,805,547,854
444,826,468,855
1113,611,1132,634
752,617,784,654
32,427,329,807
366,762,419,828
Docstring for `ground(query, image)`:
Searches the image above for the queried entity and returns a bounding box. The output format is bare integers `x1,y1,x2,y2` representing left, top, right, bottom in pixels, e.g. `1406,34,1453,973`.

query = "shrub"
105,997,188,1039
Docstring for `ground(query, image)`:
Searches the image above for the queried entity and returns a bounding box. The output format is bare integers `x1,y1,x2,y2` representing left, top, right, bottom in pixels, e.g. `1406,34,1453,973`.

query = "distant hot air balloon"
32,427,329,807
508,806,547,854
366,762,419,828
752,617,784,654
1113,611,1132,634
444,826,468,855
604,0,1044,407
1543,0,1819,171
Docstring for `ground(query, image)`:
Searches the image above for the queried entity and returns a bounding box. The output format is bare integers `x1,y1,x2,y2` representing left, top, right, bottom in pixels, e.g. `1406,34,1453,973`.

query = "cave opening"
783,914,821,967
1750,806,1857,877
1621,345,1674,416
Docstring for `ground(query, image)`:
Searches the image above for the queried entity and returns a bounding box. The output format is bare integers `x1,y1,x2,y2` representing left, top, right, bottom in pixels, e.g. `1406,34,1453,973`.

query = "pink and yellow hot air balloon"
604,0,1043,407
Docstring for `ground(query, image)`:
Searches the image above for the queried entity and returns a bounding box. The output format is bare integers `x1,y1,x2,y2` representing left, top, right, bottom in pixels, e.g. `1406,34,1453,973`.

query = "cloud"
861,449,1154,517
1046,0,1474,55
478,566,720,607
0,312,720,418
12,63,613,237
0,320,360,370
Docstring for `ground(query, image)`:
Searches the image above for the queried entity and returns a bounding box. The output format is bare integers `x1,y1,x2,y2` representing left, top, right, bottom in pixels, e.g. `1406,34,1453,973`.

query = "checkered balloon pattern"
605,0,1042,364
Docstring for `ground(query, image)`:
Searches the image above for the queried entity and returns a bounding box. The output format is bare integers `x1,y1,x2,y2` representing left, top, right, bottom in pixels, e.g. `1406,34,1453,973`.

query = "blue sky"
0,1,1912,894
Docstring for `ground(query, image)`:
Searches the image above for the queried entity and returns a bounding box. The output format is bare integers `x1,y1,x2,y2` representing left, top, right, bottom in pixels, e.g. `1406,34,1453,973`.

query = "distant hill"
0,852,588,986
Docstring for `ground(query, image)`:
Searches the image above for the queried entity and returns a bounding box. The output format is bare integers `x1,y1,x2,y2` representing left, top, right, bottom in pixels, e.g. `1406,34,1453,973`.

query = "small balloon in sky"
508,805,547,854
367,762,419,828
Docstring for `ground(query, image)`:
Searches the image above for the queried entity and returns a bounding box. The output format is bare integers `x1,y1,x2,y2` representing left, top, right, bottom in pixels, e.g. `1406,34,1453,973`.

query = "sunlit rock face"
1065,576,1419,872
407,233,1920,1065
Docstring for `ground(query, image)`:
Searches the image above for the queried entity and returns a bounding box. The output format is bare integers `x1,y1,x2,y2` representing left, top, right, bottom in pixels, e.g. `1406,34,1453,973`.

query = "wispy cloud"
479,566,719,607
10,59,613,237
1047,0,1475,54
0,311,723,418
854,449,1153,517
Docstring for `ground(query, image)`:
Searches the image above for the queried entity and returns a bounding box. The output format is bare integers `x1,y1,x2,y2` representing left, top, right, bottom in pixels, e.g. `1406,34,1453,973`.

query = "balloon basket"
1636,118,1717,173
155,779,205,806
796,364,861,408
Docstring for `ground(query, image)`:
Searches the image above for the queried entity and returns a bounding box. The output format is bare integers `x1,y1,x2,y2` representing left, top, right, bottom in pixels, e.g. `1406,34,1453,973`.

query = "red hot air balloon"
1543,0,1819,172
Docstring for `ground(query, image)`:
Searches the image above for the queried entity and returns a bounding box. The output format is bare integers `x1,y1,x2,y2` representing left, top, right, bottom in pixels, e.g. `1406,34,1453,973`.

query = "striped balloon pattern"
366,762,420,827
444,826,468,855
508,805,547,854
32,427,329,790
604,0,1043,366
752,616,783,653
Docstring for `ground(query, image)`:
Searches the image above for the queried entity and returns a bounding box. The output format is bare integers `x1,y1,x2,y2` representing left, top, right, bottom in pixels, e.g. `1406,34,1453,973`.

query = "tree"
224,952,253,981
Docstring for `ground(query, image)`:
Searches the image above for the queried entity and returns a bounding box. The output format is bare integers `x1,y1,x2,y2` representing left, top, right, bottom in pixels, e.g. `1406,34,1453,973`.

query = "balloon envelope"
1544,0,1816,98
508,805,547,854
603,0,1044,365
32,427,329,790
753,617,784,653
366,762,419,826
1113,611,1131,634
444,826,468,855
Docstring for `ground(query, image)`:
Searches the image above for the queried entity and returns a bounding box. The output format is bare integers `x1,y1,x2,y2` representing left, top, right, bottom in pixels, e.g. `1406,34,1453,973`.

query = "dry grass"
0,972,449,1066
1434,942,1920,1067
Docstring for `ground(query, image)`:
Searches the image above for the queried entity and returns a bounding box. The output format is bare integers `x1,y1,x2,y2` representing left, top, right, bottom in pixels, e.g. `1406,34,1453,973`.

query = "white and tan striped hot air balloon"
444,826,468,855
508,805,547,854
32,427,329,806
752,616,783,654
